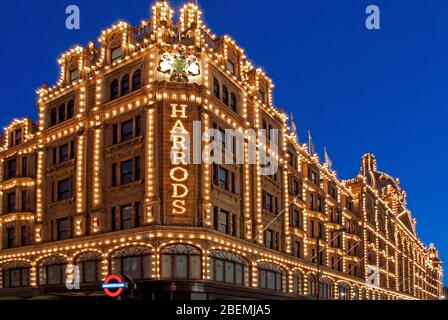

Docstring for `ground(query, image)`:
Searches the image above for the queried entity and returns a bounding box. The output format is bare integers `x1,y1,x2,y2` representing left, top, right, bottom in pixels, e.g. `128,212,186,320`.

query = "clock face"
158,50,200,83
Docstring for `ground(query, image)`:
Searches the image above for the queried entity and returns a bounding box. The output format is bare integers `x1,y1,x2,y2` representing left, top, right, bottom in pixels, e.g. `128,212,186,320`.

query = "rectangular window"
112,124,118,145
121,120,133,142
120,160,133,185
59,144,69,163
266,229,273,249
310,220,315,238
111,207,116,231
7,158,17,179
291,208,301,228
135,157,141,181
57,218,70,240
258,91,265,103
112,163,117,187
111,47,122,62
15,129,22,146
265,192,273,212
135,202,141,228
294,241,301,258
58,178,70,201
218,210,229,234
218,167,228,190
21,157,28,177
7,228,15,248
135,116,141,136
21,191,27,212
7,192,16,213
120,205,133,230
21,226,27,247
70,69,79,82
226,60,235,75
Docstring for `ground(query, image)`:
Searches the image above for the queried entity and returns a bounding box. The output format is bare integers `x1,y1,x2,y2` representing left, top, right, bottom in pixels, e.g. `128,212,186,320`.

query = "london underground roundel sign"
102,274,128,298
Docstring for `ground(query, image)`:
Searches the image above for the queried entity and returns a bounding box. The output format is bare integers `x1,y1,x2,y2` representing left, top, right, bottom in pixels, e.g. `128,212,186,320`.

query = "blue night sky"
0,1,446,284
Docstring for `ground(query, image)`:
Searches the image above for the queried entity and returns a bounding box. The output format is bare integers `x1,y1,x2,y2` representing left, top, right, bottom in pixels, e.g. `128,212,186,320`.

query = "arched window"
76,252,102,284
352,286,359,300
160,244,201,280
213,78,220,99
111,247,152,281
132,70,142,91
38,256,67,286
58,104,66,123
258,263,284,292
293,271,304,295
307,275,317,296
230,93,237,112
209,251,247,286
319,279,334,300
110,79,119,100
67,100,75,119
338,283,349,300
50,108,57,127
121,75,130,96
1,261,30,288
222,86,229,106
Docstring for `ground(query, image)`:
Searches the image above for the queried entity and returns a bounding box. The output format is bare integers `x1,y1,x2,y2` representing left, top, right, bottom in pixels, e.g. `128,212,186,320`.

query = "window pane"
11,269,21,287
121,160,133,184
276,273,282,291
121,205,133,230
225,262,235,284
189,256,201,280
267,271,276,290
111,258,121,275
58,179,70,201
3,271,10,288
112,47,122,61
235,264,243,285
123,257,141,280
175,255,188,279
142,255,152,279
47,265,61,285
39,268,46,285
161,255,172,279
83,261,97,283
121,121,133,142
214,259,224,282
21,269,28,287
259,270,266,289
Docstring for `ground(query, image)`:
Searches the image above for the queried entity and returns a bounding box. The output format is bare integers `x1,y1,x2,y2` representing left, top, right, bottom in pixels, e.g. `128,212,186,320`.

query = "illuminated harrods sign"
158,48,200,83
170,104,190,215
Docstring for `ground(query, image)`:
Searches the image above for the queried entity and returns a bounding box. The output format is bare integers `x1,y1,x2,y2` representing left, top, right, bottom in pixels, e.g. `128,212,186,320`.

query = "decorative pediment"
398,211,416,235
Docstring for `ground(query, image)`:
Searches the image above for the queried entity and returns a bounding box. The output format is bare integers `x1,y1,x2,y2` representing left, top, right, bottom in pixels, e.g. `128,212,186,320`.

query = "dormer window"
49,99,76,128
8,128,23,148
14,129,22,146
70,69,79,83
111,46,122,63
226,60,235,75
258,90,265,103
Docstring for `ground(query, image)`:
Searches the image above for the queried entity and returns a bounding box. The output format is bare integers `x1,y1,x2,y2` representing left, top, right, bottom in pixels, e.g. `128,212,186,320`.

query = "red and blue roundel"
101,274,128,298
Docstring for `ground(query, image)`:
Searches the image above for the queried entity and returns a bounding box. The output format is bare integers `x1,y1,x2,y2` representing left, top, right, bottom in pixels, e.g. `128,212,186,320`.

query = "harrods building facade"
0,2,443,300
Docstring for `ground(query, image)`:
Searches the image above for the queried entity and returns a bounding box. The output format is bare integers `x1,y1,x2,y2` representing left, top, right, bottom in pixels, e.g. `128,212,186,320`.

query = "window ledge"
106,136,143,154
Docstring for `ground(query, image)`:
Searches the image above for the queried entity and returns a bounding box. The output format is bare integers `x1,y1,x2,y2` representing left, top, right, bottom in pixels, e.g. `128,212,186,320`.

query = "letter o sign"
170,167,188,182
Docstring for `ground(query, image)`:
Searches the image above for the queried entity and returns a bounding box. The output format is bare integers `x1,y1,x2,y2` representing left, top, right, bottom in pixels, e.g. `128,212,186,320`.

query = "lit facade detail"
0,1,442,300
